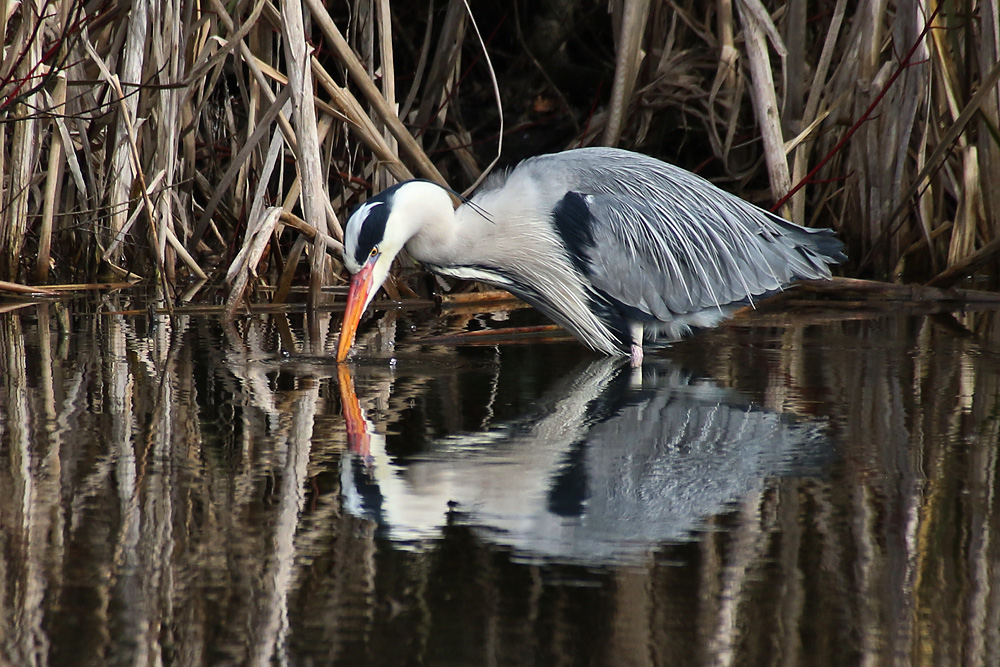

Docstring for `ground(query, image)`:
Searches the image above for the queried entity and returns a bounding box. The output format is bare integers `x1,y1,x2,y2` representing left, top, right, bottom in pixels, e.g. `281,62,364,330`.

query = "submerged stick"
0,280,60,296
776,277,1000,303
926,237,1000,289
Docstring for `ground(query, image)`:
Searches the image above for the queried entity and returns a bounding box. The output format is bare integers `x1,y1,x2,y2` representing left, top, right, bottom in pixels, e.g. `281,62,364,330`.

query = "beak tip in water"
335,337,353,363
336,262,375,363
336,312,361,362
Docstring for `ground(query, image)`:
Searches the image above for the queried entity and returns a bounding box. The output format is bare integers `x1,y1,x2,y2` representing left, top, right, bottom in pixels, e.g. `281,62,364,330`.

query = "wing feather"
507,148,843,319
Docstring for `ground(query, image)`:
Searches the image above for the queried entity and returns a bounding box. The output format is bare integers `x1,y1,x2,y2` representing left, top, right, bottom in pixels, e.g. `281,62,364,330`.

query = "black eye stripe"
354,203,390,266
350,181,414,266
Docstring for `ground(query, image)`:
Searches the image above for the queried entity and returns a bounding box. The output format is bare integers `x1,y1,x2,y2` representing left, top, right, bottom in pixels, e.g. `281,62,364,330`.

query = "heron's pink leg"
630,342,644,367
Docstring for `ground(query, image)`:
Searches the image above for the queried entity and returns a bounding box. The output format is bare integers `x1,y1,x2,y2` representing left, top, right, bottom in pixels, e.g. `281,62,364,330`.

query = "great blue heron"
336,147,845,364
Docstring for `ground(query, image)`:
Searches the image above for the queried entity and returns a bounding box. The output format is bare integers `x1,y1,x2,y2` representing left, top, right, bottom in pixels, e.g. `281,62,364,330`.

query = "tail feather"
767,214,848,265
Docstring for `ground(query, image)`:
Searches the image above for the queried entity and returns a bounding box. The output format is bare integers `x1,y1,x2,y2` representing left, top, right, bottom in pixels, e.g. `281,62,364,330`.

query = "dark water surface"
2,299,1000,665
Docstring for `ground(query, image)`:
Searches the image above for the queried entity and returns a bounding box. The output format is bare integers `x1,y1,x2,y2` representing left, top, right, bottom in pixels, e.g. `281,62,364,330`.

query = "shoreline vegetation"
1,1,999,316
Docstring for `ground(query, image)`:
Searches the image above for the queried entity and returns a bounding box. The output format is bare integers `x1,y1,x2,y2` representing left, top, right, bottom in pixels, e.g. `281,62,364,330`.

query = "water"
1,298,999,665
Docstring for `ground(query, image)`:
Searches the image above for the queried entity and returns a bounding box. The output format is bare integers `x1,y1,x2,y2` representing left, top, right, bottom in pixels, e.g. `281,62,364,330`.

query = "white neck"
392,181,464,266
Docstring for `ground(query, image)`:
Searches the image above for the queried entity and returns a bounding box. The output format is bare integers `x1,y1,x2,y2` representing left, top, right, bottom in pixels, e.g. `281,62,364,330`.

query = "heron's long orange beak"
336,261,376,362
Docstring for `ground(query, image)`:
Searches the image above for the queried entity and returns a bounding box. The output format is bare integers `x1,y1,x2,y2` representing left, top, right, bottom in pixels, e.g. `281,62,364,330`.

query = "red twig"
0,0,98,111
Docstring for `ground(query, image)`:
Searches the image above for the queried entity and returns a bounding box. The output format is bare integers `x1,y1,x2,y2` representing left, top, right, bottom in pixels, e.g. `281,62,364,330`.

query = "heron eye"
369,246,379,258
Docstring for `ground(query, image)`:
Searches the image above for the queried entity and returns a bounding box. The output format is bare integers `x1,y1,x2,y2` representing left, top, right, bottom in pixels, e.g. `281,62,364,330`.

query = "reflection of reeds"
0,2,997,302
3,305,1000,661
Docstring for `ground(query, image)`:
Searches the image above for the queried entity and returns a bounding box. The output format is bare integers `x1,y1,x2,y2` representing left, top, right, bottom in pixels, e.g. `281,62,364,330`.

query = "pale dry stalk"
105,0,149,262
791,0,848,225
413,0,465,140
310,56,414,182
885,58,1000,277
282,0,329,236
375,0,398,190
977,0,1000,237
305,0,445,184
190,85,293,250
36,73,68,283
1,0,46,282
734,0,790,208
707,0,743,165
947,145,982,267
282,0,333,308
150,0,190,282
603,0,651,146
224,207,282,319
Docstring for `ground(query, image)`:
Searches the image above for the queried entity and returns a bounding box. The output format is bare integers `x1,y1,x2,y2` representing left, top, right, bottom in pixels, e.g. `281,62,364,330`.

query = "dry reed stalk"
206,0,300,172
184,0,268,87
2,104,38,281
190,86,292,249
734,0,789,208
603,0,651,147
834,1,925,269
283,0,332,311
224,206,282,320
102,169,167,262
927,235,1000,288
309,57,414,184
0,0,996,296
0,280,60,296
777,276,1000,303
279,210,344,253
282,0,329,237
274,236,309,304
104,0,148,262
977,0,1000,236
278,114,343,233
150,0,189,284
860,57,1000,275
714,0,737,92
164,227,207,281
412,0,465,139
375,0,398,190
0,0,14,83
256,4,416,198
782,0,805,132
84,39,178,306
35,73,67,284
445,132,481,182
947,145,980,267
706,0,746,168
305,0,446,185
789,0,848,225
457,0,504,192
0,0,43,282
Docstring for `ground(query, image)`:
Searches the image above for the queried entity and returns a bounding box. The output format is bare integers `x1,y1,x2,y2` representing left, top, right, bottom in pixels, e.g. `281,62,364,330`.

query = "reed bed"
0,0,998,306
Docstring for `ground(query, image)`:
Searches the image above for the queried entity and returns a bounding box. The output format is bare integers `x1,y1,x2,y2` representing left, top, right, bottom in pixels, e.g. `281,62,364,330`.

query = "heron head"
336,180,450,362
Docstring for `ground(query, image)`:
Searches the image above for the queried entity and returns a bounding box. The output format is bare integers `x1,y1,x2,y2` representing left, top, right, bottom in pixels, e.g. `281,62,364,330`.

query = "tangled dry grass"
1,0,998,308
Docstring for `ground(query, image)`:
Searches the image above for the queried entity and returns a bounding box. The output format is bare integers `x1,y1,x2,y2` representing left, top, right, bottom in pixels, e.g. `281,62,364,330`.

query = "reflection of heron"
339,358,831,564
337,147,846,364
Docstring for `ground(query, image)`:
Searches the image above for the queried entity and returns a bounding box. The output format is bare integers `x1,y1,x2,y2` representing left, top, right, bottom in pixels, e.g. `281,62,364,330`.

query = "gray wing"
583,192,836,318
513,147,844,319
